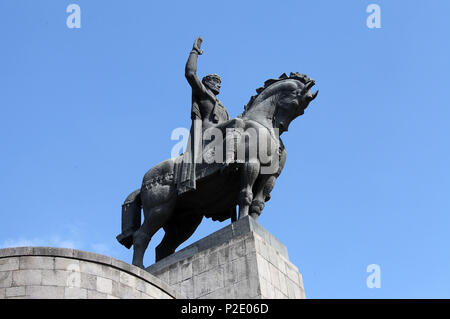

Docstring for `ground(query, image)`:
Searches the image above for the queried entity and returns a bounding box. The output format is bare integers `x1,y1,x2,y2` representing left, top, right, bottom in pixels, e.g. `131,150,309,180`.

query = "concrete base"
0,247,178,299
146,216,305,299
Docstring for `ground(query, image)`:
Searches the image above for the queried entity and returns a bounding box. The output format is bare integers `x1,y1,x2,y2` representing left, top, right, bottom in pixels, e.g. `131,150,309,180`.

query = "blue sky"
1,0,449,298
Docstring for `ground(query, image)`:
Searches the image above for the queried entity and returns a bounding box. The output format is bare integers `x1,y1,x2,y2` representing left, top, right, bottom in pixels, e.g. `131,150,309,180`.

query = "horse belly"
176,170,239,215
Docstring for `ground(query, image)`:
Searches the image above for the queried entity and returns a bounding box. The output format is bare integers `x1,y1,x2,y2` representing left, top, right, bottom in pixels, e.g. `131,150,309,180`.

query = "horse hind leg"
132,199,176,268
155,213,203,262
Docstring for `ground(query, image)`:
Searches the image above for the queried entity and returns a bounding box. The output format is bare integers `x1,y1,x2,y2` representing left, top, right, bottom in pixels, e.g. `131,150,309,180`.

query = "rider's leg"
219,118,245,164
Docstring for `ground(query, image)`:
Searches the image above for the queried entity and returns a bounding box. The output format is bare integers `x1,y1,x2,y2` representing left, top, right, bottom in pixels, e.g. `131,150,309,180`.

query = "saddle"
174,124,242,195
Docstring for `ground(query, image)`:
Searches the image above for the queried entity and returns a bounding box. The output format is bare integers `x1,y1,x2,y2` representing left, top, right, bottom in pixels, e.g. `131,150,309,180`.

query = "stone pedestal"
146,216,305,299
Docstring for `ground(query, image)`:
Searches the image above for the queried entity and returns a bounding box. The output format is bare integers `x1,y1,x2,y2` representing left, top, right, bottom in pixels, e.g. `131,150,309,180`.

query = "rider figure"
175,37,244,195
185,38,229,130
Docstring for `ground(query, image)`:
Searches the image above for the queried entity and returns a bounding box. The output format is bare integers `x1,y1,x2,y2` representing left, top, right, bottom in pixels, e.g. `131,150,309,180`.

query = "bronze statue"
117,37,319,268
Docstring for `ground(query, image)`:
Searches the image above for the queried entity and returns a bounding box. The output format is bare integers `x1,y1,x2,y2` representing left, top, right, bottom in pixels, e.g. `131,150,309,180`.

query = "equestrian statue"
116,37,319,268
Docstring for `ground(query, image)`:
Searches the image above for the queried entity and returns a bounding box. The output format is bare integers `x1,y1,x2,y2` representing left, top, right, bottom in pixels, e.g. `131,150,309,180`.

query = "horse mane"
241,72,313,116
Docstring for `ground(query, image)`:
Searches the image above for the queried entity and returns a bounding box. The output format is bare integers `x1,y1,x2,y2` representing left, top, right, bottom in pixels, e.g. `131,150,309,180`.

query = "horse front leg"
238,160,260,219
250,174,276,220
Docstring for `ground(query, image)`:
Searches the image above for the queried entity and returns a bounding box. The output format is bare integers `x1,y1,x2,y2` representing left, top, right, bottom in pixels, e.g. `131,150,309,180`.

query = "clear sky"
1,0,449,298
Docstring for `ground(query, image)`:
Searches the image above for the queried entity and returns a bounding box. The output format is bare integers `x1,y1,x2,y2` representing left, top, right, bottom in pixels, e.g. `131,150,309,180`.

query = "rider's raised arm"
185,37,207,96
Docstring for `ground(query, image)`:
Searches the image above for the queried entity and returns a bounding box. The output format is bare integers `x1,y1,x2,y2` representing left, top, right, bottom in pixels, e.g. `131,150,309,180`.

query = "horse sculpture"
117,72,318,268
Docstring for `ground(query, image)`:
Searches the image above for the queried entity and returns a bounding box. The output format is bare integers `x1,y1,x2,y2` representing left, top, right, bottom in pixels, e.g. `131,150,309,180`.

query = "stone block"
168,263,181,285
120,271,137,288
5,286,25,298
19,256,54,270
135,278,146,293
0,248,17,258
278,273,288,296
223,260,237,286
235,254,255,283
12,270,42,286
257,239,270,261
255,254,271,282
285,262,300,285
233,276,261,299
259,277,269,298
145,283,163,299
274,288,285,299
113,282,140,299
286,277,297,299
230,239,246,261
205,251,219,271
80,273,96,290
223,285,236,299
111,258,136,274
267,246,280,268
194,266,224,297
293,284,303,299
26,286,65,299
0,271,12,288
0,258,19,272
202,288,226,299
64,287,87,299
299,286,306,299
0,247,33,258
179,278,194,299
153,269,169,285
244,235,257,255
180,262,192,282
192,256,206,276
268,281,277,299
80,261,103,277
298,273,304,287
100,265,120,282
140,292,154,299
41,270,71,287
32,247,73,258
87,289,107,299
275,253,287,274
217,246,230,265
55,257,80,270
268,262,280,288
72,250,111,266
96,277,113,294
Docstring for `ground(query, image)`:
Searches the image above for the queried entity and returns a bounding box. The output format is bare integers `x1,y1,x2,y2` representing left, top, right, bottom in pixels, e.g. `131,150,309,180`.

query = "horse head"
241,72,318,133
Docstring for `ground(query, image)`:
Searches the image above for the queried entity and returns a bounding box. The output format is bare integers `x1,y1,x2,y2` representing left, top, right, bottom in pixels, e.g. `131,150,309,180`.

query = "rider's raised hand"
192,37,203,55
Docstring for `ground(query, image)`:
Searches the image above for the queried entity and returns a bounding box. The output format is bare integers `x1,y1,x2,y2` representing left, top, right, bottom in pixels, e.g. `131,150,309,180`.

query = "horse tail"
116,189,142,249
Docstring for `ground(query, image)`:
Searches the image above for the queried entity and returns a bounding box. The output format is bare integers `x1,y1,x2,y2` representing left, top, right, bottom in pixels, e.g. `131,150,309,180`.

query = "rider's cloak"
174,100,203,195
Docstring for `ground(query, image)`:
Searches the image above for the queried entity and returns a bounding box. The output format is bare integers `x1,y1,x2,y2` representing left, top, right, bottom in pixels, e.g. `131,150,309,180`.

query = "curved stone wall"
0,247,178,299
